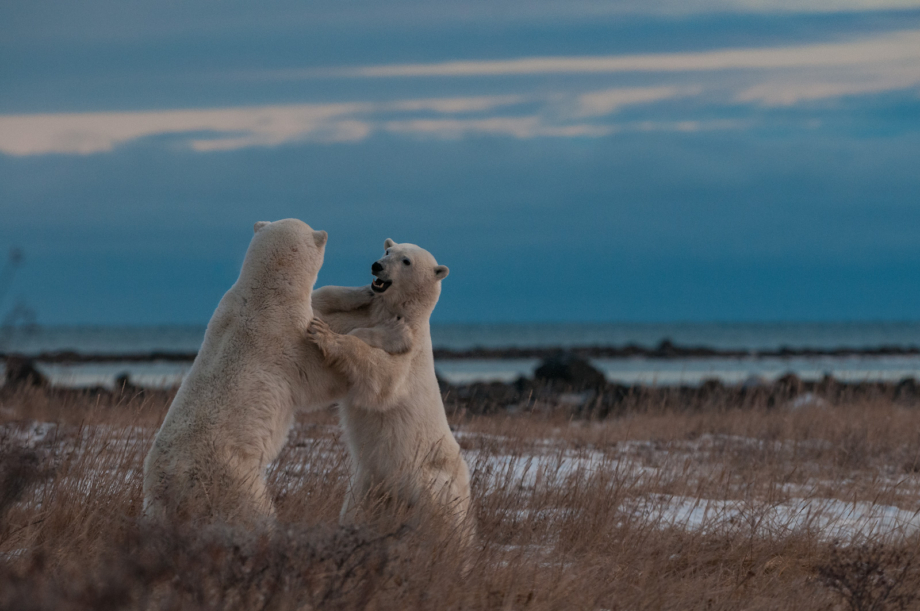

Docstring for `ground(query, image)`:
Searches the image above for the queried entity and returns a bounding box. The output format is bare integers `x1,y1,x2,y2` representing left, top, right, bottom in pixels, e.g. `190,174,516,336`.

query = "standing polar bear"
143,220,406,524
308,239,473,542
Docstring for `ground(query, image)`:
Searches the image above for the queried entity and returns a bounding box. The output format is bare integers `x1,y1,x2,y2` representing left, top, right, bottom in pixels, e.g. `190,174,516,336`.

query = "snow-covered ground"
636,494,920,542
5,420,920,544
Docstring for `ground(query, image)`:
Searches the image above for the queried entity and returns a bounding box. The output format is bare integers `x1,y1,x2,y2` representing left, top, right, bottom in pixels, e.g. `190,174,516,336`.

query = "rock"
775,372,803,395
698,378,723,397
114,372,144,396
435,372,452,394
655,339,678,357
741,375,768,389
513,376,535,392
814,374,839,397
896,377,920,400
3,357,48,389
0,446,43,518
534,351,606,389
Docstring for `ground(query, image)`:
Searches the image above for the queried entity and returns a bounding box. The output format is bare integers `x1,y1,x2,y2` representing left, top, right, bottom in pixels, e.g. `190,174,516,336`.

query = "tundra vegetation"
3,373,920,610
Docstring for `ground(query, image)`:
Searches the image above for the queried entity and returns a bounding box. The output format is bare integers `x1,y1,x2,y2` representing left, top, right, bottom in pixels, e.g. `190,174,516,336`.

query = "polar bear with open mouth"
308,239,473,543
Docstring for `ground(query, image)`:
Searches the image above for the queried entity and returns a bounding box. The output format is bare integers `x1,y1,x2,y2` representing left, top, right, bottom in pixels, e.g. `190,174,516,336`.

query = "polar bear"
142,220,407,525
307,239,473,543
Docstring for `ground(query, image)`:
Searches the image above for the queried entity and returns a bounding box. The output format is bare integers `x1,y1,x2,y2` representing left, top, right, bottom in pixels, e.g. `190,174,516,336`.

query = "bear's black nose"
372,261,383,274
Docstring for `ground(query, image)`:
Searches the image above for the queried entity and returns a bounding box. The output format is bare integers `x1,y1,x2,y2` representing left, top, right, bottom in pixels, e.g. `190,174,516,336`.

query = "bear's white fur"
142,220,406,524
308,239,473,542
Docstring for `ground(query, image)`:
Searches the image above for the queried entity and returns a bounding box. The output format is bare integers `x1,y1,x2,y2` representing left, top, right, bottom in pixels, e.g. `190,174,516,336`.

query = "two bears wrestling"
142,219,472,548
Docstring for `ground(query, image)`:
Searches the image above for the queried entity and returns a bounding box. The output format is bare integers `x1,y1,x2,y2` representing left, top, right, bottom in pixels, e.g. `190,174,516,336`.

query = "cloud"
383,116,614,139
573,86,701,118
735,64,920,105
329,29,920,77
628,119,749,132
188,119,373,152
386,95,526,114
0,41,915,157
0,95,539,156
0,103,368,156
0,89,711,155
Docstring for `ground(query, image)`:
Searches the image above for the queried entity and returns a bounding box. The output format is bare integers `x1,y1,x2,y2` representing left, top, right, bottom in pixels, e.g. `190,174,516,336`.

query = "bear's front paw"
307,319,338,355
386,316,411,335
382,317,413,353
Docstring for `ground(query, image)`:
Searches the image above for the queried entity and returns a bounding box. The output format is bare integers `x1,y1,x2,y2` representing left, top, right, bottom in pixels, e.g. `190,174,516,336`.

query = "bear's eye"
402,258,411,266
385,250,390,255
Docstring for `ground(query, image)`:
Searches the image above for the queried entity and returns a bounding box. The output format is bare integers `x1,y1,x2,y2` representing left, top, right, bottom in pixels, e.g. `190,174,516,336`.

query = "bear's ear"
254,221,270,233
313,230,328,248
434,265,449,280
384,238,396,250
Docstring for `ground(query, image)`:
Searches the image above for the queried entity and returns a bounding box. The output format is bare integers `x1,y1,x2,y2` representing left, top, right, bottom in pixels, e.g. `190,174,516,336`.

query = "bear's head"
238,219,328,301
370,238,448,317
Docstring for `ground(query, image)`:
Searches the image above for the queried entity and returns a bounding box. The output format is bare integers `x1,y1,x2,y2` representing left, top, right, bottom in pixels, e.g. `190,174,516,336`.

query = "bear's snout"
372,261,384,274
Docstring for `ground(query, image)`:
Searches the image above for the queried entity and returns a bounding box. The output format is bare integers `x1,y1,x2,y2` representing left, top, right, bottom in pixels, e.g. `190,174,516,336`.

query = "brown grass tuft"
4,385,920,609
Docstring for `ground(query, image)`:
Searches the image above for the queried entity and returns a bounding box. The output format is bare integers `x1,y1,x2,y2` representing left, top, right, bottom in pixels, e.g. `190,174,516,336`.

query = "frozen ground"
6,419,920,545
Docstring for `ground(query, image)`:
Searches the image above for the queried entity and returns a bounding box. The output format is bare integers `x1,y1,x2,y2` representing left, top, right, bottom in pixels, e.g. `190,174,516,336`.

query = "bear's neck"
370,299,431,334
376,287,439,320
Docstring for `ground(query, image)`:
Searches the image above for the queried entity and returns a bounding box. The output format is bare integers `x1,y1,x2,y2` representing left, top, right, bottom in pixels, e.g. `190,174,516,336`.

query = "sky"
1,1,920,324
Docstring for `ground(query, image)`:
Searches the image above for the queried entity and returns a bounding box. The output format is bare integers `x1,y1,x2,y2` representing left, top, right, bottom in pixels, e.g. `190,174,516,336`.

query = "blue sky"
2,1,919,324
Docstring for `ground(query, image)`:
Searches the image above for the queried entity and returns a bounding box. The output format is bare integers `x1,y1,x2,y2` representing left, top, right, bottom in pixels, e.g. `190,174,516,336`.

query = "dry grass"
3,384,920,609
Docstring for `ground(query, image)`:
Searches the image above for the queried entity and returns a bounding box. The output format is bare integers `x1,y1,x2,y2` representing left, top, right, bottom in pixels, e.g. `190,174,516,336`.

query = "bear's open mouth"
371,277,392,294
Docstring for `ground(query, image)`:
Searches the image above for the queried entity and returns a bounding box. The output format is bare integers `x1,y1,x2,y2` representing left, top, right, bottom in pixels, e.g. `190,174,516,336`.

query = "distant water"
431,322,920,351
4,323,920,388
5,322,920,355
0,325,207,355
